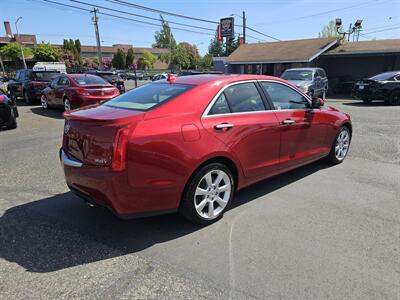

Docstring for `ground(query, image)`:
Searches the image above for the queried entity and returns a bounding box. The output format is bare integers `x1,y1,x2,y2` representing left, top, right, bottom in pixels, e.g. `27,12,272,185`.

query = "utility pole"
91,8,103,69
242,11,246,44
15,17,27,69
0,54,5,75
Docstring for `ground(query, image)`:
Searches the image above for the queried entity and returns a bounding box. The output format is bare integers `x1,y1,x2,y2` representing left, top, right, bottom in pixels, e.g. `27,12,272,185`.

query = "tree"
201,53,213,70
153,15,176,49
170,44,190,70
63,39,82,65
57,48,75,69
125,48,134,68
208,37,224,57
33,42,59,61
139,50,157,70
226,37,240,56
179,42,200,69
112,49,126,69
74,39,81,54
83,57,98,69
0,42,32,61
318,20,346,43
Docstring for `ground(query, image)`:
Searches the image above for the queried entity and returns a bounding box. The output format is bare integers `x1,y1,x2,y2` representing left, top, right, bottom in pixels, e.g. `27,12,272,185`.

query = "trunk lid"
78,84,117,97
63,105,144,166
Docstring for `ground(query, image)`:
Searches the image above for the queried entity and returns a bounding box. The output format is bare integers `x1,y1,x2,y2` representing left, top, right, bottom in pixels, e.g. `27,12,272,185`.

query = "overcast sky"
2,0,400,54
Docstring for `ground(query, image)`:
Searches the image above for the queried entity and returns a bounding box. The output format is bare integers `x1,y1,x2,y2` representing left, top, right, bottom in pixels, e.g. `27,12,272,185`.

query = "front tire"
41,94,49,109
327,126,351,164
387,90,400,106
180,163,234,225
64,98,71,111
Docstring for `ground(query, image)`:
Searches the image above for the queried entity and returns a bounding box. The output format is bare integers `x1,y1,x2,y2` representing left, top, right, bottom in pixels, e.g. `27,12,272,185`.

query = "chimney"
4,21,12,37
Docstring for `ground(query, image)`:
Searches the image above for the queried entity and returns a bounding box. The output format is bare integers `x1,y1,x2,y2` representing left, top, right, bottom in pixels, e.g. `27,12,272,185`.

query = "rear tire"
6,108,17,129
327,126,351,164
388,90,400,106
362,97,372,103
23,90,31,105
180,163,234,225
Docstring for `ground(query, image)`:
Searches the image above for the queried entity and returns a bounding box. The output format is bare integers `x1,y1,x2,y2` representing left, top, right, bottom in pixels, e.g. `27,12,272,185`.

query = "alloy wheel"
335,128,350,161
194,169,232,220
41,95,48,109
64,99,71,111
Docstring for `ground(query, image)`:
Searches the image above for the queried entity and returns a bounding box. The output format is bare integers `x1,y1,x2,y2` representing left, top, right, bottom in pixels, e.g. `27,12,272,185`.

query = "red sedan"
61,74,352,225
41,74,119,111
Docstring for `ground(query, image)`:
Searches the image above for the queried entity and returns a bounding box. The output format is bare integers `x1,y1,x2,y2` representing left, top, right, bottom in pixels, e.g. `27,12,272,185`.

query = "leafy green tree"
139,50,157,70
226,37,240,56
318,20,346,43
58,48,75,69
33,42,59,61
179,42,200,69
125,48,134,68
170,44,190,70
0,42,32,65
201,53,213,70
112,49,126,69
153,15,176,49
74,39,81,54
208,37,224,57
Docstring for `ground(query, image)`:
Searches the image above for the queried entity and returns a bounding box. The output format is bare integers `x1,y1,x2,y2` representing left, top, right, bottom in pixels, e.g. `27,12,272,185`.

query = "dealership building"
220,37,400,92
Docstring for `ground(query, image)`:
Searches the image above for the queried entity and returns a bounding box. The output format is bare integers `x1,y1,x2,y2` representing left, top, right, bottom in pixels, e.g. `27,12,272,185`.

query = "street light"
230,12,246,44
336,18,363,42
15,17,27,69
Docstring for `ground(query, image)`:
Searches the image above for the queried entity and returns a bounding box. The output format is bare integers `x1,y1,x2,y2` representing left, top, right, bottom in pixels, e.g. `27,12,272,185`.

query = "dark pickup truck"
8,69,60,104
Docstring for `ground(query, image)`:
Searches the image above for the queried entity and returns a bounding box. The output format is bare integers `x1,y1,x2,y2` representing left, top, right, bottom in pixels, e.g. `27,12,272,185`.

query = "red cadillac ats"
41,74,119,111
61,74,352,224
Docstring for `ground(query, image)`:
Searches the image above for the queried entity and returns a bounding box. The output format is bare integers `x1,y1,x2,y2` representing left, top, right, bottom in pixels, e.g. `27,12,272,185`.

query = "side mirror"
311,97,324,108
50,83,56,89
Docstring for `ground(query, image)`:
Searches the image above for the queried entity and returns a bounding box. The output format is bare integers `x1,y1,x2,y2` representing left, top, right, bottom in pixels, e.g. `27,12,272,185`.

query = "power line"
107,0,219,24
362,22,400,32
38,0,215,37
107,0,280,41
69,0,216,32
362,25,400,35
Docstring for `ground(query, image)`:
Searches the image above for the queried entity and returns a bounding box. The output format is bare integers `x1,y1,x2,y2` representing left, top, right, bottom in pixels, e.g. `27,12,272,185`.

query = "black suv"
353,71,400,105
8,69,60,104
86,71,125,93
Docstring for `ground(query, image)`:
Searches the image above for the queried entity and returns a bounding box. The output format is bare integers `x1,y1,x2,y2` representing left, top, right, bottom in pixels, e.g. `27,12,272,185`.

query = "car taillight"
112,127,129,171
76,88,90,96
0,95,4,103
29,81,44,87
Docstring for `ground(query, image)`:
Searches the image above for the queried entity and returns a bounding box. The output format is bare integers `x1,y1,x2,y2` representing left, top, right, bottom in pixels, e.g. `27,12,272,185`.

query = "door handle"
282,119,295,124
214,123,234,130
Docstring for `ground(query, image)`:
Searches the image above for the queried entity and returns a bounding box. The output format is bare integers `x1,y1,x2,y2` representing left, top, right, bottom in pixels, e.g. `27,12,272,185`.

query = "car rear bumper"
60,149,178,218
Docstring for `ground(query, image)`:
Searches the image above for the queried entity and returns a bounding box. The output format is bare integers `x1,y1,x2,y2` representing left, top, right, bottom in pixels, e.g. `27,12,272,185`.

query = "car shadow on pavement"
30,107,64,119
0,160,331,273
342,100,388,107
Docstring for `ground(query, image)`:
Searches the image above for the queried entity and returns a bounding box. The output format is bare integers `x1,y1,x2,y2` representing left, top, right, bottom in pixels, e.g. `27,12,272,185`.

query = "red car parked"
41,74,119,111
61,74,352,225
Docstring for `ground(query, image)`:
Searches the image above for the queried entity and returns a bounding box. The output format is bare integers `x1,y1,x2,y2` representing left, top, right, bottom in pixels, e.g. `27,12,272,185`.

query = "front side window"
31,71,60,81
58,77,70,86
223,82,265,113
261,82,309,110
105,83,194,111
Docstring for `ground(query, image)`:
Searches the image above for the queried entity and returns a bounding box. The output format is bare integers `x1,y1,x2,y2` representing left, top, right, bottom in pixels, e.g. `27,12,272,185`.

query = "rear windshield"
104,83,194,111
73,76,108,85
31,71,59,81
281,70,313,81
369,72,398,81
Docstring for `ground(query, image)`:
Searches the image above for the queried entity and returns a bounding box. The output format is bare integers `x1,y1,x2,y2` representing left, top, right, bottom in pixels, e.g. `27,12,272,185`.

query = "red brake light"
112,127,130,171
167,73,176,84
76,88,90,96
29,81,44,87
0,95,4,103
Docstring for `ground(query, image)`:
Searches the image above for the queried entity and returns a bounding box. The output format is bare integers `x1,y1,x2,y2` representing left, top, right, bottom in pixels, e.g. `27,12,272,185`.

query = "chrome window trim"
202,79,312,118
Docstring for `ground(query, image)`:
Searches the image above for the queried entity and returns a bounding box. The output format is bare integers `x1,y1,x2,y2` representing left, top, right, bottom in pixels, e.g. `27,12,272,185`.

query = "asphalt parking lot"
0,97,399,299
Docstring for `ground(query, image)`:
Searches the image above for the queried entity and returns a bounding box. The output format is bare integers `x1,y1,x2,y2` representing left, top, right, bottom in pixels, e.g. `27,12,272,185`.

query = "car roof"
283,68,321,71
159,74,280,86
66,74,101,79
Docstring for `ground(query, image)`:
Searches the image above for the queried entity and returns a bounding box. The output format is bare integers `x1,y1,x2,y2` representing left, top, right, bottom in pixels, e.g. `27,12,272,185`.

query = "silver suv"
280,67,328,99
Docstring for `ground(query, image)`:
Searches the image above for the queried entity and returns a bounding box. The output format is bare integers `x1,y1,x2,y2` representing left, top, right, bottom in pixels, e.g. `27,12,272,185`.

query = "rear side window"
105,83,194,111
209,93,230,115
31,71,59,81
73,76,108,85
224,83,265,113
